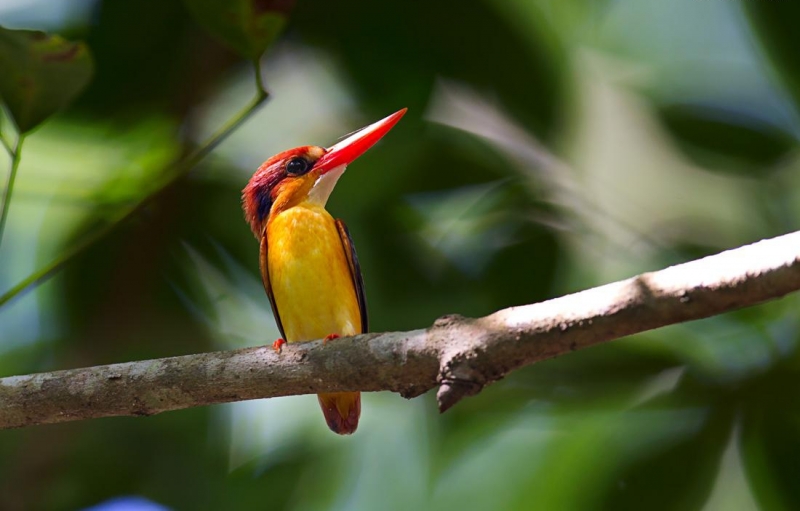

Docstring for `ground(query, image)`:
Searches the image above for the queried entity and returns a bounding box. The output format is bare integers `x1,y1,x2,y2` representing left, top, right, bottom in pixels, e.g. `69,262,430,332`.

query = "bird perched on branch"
242,109,407,434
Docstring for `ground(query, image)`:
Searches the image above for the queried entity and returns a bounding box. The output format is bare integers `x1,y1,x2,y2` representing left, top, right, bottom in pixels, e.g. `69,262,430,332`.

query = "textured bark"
1,231,799,429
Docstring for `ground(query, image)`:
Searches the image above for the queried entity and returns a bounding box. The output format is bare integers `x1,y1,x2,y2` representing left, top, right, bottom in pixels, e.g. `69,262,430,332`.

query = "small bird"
242,109,406,434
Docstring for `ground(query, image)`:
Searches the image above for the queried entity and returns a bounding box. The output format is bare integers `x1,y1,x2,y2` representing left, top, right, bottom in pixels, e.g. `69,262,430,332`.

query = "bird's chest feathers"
266,205,360,342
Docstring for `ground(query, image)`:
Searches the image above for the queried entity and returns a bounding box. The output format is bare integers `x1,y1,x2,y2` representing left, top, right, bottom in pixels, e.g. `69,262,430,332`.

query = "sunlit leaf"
173,242,279,347
182,0,293,60
402,181,522,277
0,27,93,133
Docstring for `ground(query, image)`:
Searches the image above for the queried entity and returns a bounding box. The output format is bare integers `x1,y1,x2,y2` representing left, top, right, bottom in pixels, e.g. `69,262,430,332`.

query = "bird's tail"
317,392,361,435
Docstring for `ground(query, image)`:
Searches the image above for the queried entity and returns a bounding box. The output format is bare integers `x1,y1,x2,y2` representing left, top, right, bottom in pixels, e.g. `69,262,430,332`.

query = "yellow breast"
266,203,361,343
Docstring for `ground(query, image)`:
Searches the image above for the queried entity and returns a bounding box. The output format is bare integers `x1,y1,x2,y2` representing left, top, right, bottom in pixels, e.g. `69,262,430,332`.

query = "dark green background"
0,0,799,509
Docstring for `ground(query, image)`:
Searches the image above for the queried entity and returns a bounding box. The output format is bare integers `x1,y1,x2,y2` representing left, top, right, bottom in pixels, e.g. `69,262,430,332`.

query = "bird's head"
242,108,406,238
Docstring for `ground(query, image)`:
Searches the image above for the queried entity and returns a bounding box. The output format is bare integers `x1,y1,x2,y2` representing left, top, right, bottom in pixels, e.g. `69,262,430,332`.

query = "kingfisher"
242,109,406,434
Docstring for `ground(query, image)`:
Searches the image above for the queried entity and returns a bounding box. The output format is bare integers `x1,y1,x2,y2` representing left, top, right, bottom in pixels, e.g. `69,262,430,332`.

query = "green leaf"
744,1,800,113
599,390,734,511
740,370,800,511
183,0,292,60
509,401,714,509
0,27,93,134
658,104,796,177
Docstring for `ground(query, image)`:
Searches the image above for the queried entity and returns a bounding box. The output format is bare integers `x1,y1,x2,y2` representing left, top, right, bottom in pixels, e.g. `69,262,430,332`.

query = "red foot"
272,338,287,352
323,333,341,344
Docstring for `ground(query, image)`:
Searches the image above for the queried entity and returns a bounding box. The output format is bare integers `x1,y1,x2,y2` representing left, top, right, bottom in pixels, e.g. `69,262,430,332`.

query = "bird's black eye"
285,157,310,176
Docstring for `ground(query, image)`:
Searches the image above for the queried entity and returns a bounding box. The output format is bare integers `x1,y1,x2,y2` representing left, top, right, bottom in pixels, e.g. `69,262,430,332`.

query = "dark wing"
335,219,368,333
259,233,286,339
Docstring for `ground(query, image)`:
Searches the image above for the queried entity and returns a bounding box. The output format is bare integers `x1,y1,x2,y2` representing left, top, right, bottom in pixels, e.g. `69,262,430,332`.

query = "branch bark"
1,231,799,429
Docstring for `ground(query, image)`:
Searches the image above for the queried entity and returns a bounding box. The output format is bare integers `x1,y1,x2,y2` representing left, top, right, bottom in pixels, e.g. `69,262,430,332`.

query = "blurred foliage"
182,0,292,61
0,26,92,133
743,0,800,113
0,0,798,510
657,104,795,177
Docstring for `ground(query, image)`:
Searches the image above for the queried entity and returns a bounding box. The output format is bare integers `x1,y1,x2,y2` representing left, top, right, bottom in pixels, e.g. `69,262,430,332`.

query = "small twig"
0,230,797,429
0,64,269,308
0,135,24,251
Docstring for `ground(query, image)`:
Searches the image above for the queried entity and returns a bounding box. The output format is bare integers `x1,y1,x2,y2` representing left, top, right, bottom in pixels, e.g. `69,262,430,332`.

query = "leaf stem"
0,133,12,156
253,58,266,98
0,104,14,157
0,66,269,308
0,135,25,252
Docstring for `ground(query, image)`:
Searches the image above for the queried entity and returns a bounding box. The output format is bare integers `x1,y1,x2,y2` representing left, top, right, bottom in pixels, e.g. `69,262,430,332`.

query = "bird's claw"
273,338,287,352
323,333,340,344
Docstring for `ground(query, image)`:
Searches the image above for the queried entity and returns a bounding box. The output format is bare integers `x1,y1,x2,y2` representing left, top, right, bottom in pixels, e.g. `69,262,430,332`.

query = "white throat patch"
308,164,347,206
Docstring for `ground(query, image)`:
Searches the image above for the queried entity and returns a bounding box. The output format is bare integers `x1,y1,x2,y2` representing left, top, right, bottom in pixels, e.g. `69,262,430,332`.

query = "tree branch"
1,231,798,430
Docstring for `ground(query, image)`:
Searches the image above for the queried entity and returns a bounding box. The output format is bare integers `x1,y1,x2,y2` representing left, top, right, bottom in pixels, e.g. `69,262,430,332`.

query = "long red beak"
314,108,407,174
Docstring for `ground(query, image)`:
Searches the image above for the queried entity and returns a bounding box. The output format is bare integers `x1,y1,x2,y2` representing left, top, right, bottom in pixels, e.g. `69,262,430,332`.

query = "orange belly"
266,203,361,343
266,202,363,434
